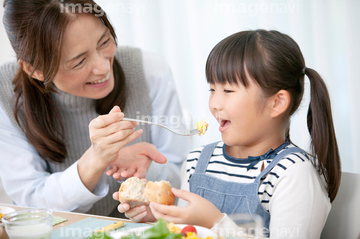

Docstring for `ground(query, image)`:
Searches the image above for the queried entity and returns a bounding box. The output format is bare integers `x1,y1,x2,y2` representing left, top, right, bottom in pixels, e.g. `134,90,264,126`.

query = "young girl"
115,30,341,238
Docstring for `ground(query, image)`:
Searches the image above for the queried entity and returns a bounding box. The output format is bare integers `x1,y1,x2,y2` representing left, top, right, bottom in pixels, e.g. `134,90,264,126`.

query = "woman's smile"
86,71,111,88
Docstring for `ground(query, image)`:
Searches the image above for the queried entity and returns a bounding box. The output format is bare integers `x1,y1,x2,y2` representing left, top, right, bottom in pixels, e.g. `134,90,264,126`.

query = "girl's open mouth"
219,119,231,132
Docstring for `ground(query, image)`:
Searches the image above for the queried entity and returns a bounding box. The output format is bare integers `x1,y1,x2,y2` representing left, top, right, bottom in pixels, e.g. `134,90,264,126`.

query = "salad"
86,219,213,239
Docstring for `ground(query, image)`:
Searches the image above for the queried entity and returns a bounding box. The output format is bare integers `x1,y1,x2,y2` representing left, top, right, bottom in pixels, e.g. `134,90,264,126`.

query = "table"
0,203,130,239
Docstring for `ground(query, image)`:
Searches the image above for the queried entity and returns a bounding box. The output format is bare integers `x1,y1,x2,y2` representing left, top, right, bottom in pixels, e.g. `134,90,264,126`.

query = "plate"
0,206,15,216
176,224,217,238
110,223,217,238
0,206,15,223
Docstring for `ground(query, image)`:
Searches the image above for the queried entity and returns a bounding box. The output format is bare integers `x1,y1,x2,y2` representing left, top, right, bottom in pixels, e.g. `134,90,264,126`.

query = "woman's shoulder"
0,61,20,121
141,50,168,69
116,47,169,76
0,61,19,82
141,50,171,84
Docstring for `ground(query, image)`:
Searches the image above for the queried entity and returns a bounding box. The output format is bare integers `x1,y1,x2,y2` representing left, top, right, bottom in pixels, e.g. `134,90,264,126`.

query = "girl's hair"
3,0,126,163
206,30,341,202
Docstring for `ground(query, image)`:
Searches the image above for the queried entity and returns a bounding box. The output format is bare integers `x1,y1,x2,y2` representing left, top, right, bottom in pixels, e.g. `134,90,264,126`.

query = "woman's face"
52,13,116,99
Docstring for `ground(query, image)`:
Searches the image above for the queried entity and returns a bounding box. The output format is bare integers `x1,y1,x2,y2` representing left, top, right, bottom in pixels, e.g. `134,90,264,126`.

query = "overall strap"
255,147,306,183
194,141,220,174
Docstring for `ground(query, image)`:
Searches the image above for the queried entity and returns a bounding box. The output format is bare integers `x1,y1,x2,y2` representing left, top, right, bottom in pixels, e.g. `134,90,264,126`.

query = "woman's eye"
101,38,110,47
209,88,215,92
73,59,85,69
224,89,234,93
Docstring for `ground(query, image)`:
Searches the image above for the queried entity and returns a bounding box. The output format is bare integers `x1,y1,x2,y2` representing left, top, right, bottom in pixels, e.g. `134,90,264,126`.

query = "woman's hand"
106,142,167,180
78,106,142,192
112,192,157,223
88,106,142,167
149,188,223,229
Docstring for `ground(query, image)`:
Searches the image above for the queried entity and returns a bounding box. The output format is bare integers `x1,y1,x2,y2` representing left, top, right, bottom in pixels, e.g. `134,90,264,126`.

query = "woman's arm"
77,106,141,192
0,104,106,212
0,104,143,212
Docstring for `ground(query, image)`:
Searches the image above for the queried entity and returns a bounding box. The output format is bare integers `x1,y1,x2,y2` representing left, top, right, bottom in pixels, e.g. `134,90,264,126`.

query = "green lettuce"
86,219,182,239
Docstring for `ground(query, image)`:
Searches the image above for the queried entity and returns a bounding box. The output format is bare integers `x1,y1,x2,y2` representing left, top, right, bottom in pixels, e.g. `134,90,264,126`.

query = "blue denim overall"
189,142,305,235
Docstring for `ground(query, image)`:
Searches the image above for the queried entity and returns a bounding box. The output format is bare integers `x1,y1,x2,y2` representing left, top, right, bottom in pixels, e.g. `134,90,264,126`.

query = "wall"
96,0,360,174
0,0,359,173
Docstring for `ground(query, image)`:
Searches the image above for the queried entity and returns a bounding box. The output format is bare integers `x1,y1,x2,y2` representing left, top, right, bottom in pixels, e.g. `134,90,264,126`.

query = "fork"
123,117,200,136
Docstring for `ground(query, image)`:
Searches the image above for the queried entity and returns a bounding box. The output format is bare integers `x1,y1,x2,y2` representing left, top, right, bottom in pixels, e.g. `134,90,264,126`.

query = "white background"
0,0,359,174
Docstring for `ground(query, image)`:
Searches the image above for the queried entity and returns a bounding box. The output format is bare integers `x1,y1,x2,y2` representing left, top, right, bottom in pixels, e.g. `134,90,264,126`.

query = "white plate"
176,224,217,238
0,206,15,216
110,223,217,238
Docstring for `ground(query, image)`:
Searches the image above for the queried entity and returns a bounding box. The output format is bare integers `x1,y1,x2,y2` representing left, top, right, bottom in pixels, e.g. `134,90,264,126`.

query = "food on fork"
118,177,175,208
196,119,209,136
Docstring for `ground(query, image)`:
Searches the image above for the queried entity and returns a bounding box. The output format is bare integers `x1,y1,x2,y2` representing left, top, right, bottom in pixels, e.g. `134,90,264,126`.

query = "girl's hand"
112,192,156,223
149,188,223,229
88,106,142,168
106,142,167,180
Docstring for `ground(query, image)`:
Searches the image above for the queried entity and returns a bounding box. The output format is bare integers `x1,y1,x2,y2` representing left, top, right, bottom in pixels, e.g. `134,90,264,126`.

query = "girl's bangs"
206,31,260,87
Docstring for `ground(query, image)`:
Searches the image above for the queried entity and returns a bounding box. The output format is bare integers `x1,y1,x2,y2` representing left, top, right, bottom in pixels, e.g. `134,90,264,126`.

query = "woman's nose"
92,53,110,75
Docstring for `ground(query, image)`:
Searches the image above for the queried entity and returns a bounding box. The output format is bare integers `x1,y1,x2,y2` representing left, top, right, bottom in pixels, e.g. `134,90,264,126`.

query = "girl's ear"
18,60,44,82
270,90,290,118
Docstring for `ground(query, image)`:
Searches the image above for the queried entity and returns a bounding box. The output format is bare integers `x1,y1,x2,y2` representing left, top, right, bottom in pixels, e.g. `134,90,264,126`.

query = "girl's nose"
209,96,222,112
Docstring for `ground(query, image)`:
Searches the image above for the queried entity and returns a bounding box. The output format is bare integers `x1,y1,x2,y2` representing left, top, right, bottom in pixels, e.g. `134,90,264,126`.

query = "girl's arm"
269,161,331,238
150,188,224,229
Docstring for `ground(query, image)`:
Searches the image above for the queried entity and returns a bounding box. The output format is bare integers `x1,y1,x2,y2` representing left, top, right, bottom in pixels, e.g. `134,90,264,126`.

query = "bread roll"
118,177,175,208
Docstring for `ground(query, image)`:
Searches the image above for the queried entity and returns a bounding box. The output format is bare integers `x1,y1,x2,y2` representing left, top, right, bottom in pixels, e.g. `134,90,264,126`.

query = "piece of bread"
118,177,175,208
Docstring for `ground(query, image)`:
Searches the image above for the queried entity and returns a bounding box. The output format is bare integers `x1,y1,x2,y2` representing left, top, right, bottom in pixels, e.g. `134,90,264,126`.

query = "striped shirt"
183,141,310,211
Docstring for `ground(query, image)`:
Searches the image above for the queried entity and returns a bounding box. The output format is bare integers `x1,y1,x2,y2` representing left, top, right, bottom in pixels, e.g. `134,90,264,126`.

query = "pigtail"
306,67,341,202
13,70,66,163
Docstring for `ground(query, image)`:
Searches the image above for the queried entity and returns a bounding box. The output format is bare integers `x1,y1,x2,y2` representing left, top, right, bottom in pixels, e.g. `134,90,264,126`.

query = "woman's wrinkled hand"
106,142,167,180
149,188,223,229
88,106,142,168
112,191,156,223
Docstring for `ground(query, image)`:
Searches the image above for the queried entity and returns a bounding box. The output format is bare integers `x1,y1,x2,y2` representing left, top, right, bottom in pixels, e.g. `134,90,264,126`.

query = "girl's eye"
73,58,85,69
209,88,215,92
224,89,234,93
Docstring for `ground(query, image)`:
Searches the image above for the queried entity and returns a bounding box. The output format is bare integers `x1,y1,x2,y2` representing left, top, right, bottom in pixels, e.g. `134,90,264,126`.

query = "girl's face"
209,80,274,148
52,13,117,99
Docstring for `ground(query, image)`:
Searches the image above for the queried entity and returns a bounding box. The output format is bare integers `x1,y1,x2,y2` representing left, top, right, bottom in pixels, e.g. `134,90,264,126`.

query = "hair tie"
302,67,307,75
